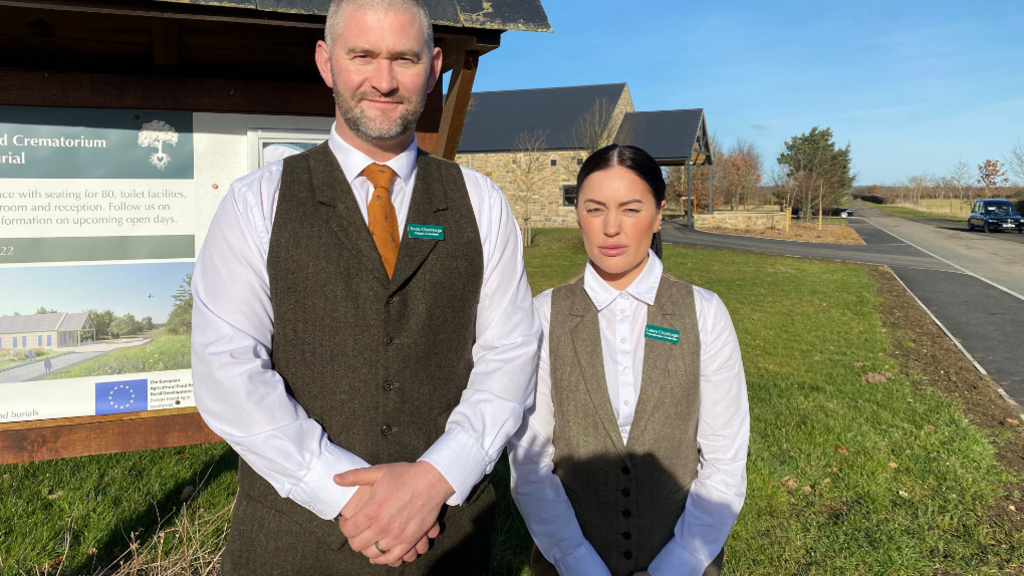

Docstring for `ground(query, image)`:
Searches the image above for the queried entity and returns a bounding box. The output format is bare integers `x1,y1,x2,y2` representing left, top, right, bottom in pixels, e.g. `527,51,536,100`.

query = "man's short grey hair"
325,0,434,51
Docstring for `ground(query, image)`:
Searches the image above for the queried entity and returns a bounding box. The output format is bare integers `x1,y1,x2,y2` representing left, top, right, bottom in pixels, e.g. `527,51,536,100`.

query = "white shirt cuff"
555,541,612,576
419,427,488,506
647,538,707,576
285,442,371,521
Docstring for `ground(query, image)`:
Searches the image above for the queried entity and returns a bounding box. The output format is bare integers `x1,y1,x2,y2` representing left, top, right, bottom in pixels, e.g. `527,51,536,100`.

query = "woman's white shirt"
509,252,750,576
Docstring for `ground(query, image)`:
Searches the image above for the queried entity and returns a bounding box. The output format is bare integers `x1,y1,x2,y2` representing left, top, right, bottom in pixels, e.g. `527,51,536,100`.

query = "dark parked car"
791,205,855,219
967,199,1024,233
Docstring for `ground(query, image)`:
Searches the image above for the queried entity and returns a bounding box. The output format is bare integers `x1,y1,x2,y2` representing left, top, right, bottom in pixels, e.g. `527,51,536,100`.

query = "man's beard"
332,71,427,144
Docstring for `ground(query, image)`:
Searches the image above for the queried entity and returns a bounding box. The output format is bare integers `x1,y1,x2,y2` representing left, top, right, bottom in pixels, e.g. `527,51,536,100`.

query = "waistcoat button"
621,466,630,475
623,551,632,560
622,531,632,540
621,488,631,497
387,296,396,304
381,425,393,436
622,509,632,518
383,380,394,391
384,337,394,344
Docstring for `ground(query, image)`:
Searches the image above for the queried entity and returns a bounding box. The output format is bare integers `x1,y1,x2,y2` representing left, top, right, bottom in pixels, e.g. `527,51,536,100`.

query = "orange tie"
362,163,400,278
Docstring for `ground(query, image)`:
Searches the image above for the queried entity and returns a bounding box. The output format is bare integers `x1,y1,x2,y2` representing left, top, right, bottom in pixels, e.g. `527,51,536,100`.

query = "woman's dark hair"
576,144,666,258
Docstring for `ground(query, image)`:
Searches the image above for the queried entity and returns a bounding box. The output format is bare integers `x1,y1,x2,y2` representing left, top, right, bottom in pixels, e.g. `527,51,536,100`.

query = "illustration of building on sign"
0,312,96,350
137,120,178,170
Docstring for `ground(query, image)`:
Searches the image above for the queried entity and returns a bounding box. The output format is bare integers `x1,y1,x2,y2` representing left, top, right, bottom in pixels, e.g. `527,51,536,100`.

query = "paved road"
0,351,108,384
662,209,1024,404
853,201,1024,297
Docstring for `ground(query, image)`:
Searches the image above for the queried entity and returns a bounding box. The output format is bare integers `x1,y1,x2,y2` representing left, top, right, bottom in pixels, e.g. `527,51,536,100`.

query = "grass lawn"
875,204,966,222
44,332,191,380
0,348,60,371
2,230,1021,575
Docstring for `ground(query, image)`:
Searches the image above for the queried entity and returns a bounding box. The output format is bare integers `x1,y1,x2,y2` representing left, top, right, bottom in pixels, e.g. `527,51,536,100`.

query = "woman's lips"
598,243,628,257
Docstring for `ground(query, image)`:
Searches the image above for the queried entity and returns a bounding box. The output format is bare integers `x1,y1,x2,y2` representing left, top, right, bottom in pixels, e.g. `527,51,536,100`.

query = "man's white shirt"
509,253,750,576
191,124,541,520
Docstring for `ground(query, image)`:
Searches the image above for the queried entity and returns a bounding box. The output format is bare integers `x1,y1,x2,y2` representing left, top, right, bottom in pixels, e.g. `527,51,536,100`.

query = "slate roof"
614,109,708,165
58,313,94,332
0,312,93,334
148,0,553,32
458,83,628,153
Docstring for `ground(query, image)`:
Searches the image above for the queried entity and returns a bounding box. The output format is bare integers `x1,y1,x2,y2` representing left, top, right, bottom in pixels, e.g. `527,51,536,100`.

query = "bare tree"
558,97,631,188
949,159,972,209
1006,139,1024,185
509,131,551,247
906,173,931,207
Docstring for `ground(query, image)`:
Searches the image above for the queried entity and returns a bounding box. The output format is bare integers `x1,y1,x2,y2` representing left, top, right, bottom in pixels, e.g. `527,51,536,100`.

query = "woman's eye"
586,208,603,214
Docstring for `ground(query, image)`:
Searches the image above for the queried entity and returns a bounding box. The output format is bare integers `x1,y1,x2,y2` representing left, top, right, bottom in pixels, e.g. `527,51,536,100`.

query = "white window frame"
247,129,330,171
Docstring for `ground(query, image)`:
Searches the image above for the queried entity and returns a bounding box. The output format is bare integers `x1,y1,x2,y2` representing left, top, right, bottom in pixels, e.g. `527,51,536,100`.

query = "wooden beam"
434,49,478,161
151,18,180,66
0,0,325,28
0,408,222,465
0,69,333,116
415,76,445,154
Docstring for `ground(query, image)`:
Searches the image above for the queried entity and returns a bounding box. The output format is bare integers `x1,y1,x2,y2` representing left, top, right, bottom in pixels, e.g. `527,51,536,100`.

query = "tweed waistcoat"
547,271,701,576
232,143,487,560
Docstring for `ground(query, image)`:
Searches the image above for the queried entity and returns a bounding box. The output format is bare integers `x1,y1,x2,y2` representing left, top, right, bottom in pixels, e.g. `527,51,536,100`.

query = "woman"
509,145,749,576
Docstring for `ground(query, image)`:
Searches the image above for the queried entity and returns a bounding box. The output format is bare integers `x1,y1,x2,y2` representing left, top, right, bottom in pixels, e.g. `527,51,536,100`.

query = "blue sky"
0,262,193,321
471,0,1024,185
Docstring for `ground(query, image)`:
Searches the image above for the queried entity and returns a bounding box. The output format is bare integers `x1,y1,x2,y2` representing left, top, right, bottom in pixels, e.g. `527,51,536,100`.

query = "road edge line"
887,268,1024,420
862,218,1024,302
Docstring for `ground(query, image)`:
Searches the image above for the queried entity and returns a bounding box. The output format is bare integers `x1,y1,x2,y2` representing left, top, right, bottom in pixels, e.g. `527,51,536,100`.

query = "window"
247,128,330,171
13,337,17,349
562,185,578,207
38,335,42,347
47,335,51,347
550,159,557,167
577,158,583,166
22,336,26,348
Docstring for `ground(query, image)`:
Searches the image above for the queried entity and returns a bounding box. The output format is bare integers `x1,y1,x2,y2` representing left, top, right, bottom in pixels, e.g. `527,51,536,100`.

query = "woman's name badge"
407,224,445,240
645,324,680,344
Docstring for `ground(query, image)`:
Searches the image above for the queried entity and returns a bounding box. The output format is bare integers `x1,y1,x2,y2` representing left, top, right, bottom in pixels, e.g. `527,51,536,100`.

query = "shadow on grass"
71,448,239,575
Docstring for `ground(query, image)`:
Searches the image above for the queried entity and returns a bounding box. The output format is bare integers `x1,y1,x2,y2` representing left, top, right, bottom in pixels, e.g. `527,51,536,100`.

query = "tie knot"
362,163,397,191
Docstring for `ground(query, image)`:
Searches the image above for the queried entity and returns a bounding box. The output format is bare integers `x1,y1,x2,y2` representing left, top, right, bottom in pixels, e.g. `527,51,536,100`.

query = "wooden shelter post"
708,165,714,215
687,161,693,227
435,49,479,160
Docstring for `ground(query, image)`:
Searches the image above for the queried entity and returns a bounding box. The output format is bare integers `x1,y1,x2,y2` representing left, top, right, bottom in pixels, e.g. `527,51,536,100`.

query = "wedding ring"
374,541,387,555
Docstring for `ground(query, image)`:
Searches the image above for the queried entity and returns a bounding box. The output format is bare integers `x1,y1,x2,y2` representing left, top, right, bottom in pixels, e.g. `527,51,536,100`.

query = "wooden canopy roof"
615,109,714,166
145,0,552,32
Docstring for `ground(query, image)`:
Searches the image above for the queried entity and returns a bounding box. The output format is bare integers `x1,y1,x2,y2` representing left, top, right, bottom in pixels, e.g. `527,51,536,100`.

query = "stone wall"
456,149,585,228
692,212,789,231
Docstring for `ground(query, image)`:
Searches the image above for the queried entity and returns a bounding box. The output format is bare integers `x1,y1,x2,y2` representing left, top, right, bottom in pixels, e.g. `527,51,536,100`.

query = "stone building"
455,83,714,229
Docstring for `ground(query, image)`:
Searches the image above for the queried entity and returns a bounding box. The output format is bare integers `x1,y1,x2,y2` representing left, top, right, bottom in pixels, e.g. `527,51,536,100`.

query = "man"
190,0,541,573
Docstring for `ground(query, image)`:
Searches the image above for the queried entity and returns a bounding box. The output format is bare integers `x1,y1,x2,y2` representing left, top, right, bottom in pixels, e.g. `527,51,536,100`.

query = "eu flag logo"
95,379,148,415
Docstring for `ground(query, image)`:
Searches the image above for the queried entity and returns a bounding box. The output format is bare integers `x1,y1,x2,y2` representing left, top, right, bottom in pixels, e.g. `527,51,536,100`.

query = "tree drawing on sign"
137,120,179,170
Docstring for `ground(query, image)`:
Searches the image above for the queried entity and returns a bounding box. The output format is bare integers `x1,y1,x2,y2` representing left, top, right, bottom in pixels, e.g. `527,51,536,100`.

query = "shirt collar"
583,249,663,311
327,121,418,188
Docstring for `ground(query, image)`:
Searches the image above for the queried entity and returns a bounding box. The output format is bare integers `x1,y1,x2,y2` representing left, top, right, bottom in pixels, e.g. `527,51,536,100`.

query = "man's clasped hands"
333,461,455,568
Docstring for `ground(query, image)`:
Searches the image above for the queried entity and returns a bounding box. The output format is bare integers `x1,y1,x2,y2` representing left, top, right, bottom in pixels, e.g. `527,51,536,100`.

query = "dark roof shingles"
614,109,704,162
458,83,627,153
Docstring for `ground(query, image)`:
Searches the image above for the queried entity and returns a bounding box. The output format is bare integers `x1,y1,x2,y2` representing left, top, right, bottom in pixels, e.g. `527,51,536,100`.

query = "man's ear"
315,40,334,88
426,46,443,93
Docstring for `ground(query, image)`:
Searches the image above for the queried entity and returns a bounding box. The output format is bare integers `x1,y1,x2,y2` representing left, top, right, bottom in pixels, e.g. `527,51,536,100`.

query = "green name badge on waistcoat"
645,324,680,344
407,224,445,240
